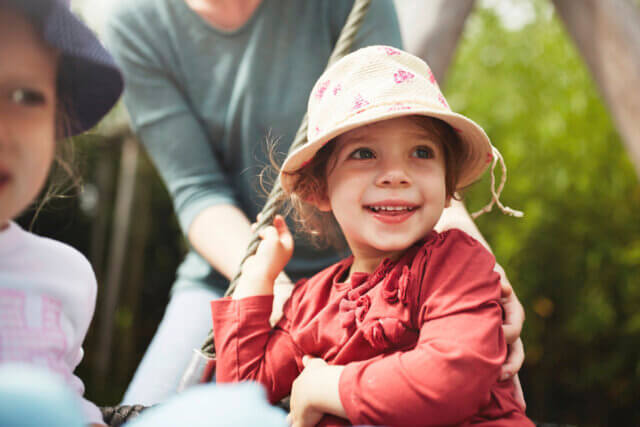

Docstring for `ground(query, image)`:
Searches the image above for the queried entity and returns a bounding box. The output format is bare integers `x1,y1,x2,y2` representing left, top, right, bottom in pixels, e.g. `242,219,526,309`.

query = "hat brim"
15,0,124,136
281,101,493,193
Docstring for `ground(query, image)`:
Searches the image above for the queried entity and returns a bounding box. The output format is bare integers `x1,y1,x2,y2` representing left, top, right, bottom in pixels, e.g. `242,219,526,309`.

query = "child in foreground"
0,0,122,425
211,46,534,426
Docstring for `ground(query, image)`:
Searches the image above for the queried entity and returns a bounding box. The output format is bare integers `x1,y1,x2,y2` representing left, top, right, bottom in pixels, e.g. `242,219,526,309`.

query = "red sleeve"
339,230,506,426
211,294,302,403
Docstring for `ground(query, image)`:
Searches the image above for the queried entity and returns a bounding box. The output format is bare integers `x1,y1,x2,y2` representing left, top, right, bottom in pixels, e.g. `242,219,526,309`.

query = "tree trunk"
553,0,640,178
394,0,475,83
94,135,140,387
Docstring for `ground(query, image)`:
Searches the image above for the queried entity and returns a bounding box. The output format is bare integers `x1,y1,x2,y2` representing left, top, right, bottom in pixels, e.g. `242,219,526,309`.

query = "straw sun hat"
280,45,522,218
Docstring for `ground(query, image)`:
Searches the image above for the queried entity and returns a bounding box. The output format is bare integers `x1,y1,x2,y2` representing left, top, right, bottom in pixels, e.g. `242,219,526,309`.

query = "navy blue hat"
7,0,124,136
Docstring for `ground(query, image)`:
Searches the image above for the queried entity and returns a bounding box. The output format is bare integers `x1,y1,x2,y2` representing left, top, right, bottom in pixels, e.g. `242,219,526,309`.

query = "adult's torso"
115,0,402,290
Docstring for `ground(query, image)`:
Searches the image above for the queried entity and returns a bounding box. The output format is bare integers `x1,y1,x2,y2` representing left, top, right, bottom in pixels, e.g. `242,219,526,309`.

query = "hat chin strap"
471,146,524,219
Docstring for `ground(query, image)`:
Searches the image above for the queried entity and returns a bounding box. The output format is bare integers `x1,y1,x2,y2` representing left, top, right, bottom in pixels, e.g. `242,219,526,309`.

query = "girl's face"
0,6,58,228
317,116,449,268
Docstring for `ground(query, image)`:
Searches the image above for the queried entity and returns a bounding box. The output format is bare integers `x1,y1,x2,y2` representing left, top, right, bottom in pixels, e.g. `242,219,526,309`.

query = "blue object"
0,363,85,427
6,0,123,135
127,382,287,427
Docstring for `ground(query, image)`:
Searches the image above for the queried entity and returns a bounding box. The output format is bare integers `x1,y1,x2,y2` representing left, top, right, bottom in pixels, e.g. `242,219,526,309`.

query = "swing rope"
100,3,371,424
200,0,372,357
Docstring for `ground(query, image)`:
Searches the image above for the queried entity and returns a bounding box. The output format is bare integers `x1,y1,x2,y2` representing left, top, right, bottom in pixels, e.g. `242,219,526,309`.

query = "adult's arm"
437,199,526,384
102,10,262,281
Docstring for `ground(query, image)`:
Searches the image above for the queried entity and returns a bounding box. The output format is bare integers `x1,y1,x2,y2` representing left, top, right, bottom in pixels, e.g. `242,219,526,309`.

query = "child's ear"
306,192,332,212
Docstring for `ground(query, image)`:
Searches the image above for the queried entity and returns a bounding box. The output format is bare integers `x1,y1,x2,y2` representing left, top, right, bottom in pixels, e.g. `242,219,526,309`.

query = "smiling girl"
211,46,533,427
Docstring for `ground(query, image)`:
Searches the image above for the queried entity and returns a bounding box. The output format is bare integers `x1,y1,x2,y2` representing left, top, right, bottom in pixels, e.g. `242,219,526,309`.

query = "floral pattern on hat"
315,80,330,100
393,69,415,84
352,94,370,111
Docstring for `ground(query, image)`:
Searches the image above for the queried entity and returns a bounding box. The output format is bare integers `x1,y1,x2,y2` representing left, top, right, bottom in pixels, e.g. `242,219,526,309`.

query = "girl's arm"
211,216,301,402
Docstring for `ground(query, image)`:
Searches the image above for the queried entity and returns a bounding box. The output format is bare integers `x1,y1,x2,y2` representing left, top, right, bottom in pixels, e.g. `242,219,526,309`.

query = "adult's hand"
495,263,525,378
495,263,527,409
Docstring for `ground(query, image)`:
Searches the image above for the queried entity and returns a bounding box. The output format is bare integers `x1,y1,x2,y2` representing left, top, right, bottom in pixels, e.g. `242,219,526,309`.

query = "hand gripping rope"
99,1,372,423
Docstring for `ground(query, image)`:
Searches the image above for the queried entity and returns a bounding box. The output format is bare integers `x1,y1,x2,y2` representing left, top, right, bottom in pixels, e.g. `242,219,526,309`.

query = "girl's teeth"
370,206,412,212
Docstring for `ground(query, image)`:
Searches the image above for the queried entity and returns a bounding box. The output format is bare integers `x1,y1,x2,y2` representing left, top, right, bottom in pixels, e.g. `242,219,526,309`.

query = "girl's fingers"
273,215,289,234
273,215,294,250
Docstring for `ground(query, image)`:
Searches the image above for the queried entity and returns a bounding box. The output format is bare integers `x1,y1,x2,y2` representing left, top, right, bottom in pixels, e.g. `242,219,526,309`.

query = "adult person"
103,0,525,406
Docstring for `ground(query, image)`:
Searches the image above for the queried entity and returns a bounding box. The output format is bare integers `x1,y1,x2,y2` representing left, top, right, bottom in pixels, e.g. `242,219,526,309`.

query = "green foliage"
446,2,640,425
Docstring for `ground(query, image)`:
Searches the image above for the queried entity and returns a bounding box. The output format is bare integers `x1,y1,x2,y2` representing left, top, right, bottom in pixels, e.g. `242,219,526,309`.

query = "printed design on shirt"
315,79,330,100
393,69,415,84
0,289,69,379
332,83,342,96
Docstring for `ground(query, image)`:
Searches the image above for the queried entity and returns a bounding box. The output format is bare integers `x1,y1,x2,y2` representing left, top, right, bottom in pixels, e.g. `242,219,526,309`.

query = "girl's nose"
375,167,411,187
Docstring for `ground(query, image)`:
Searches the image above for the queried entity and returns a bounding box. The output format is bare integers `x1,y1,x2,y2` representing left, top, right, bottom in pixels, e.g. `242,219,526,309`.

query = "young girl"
211,46,533,426
0,0,122,425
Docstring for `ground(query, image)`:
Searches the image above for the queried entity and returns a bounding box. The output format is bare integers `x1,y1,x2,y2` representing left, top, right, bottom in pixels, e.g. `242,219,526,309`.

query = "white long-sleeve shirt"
0,221,103,424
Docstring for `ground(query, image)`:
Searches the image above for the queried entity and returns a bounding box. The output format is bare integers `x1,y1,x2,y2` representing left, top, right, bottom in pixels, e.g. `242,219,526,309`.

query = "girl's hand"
234,215,294,299
288,356,346,427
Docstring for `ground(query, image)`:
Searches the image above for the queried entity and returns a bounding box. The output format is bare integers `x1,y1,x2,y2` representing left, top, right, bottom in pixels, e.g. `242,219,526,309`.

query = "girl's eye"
349,147,375,160
413,146,435,159
10,88,46,106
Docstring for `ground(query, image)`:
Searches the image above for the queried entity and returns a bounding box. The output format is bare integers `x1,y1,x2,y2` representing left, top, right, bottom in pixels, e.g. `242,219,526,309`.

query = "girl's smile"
317,116,450,274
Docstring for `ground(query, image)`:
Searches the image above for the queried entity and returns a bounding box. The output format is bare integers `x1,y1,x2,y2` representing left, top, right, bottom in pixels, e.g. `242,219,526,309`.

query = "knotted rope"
200,0,372,357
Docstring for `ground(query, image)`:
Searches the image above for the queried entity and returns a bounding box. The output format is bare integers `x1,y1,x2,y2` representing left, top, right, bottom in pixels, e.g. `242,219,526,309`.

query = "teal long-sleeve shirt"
103,0,403,293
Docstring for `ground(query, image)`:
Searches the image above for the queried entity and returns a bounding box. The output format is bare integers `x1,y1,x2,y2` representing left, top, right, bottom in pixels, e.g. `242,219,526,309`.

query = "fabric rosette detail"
355,295,371,324
363,318,415,351
381,265,413,305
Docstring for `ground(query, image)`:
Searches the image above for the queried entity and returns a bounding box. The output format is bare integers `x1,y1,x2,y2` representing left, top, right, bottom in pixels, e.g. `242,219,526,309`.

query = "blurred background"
16,0,640,425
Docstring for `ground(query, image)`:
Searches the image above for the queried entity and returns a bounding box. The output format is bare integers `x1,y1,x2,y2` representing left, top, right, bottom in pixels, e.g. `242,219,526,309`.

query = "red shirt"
211,229,533,426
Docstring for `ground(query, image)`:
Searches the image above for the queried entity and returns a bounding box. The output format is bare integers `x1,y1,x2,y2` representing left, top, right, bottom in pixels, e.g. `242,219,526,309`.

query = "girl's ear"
307,191,331,212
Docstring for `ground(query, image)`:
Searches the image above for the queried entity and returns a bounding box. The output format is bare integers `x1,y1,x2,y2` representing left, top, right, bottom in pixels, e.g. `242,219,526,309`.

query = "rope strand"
201,0,373,356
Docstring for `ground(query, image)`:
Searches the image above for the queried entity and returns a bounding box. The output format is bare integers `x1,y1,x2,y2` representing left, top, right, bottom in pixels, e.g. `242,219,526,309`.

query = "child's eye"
413,146,434,159
349,147,375,160
10,88,46,106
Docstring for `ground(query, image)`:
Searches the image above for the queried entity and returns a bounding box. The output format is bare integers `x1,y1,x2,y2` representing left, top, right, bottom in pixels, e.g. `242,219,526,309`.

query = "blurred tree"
446,2,640,425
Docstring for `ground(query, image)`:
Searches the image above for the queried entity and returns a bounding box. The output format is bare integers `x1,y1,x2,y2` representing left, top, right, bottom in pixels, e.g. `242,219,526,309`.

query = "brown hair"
30,93,82,226
278,116,467,248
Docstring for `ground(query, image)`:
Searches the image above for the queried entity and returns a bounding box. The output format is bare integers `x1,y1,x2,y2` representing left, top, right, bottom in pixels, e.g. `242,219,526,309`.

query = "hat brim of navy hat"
11,0,123,136
280,103,493,194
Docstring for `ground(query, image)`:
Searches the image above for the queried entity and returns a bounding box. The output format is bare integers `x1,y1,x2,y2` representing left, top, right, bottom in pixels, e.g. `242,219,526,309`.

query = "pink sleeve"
339,230,506,426
211,295,302,403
